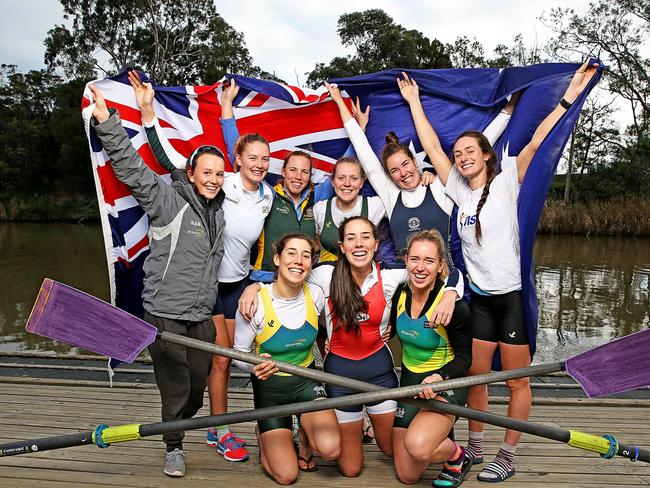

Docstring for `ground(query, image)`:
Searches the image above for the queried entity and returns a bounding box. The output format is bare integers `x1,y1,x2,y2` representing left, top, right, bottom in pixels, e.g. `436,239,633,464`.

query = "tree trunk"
564,128,576,202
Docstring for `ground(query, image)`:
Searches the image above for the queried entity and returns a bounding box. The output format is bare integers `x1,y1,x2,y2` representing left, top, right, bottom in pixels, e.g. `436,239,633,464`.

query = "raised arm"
128,70,185,171
516,61,598,182
398,73,453,185
88,85,175,217
219,79,240,163
325,82,398,212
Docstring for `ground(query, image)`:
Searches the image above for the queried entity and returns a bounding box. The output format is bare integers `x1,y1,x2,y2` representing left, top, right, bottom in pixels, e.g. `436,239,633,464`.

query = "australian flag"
82,62,601,361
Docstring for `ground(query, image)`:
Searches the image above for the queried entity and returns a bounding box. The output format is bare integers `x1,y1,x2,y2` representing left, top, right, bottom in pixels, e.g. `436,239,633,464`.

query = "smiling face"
453,135,490,181
236,141,270,188
273,237,314,286
339,218,378,271
332,161,364,206
187,154,225,200
406,240,445,292
385,150,421,190
282,154,311,200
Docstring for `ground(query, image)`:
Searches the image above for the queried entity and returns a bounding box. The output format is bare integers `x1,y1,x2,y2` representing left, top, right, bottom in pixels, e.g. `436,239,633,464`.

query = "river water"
1,223,648,363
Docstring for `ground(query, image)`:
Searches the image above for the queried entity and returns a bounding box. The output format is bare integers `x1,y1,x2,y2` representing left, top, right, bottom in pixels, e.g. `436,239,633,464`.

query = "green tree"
446,36,486,68
45,0,271,84
306,9,451,87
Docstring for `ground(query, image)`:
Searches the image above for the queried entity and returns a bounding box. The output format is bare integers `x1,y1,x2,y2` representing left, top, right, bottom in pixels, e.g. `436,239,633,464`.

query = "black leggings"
469,290,529,345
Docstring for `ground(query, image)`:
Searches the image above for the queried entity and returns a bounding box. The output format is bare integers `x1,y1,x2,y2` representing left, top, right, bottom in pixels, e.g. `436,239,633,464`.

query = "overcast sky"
1,0,592,84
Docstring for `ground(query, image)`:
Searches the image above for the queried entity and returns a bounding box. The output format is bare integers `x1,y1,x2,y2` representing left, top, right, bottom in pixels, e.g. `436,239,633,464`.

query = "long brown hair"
454,131,498,243
329,216,378,335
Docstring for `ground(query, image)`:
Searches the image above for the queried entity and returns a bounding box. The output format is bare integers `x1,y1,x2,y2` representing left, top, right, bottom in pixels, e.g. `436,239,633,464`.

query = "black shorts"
252,367,327,434
393,366,467,429
212,277,249,319
469,290,528,345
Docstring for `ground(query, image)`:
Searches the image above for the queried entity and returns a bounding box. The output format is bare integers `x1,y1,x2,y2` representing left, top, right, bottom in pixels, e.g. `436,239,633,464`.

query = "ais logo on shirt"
459,212,477,228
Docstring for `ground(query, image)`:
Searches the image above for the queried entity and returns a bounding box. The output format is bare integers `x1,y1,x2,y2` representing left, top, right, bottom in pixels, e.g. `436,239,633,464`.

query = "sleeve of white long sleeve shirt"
483,110,512,146
232,307,264,373
343,118,399,214
444,267,464,300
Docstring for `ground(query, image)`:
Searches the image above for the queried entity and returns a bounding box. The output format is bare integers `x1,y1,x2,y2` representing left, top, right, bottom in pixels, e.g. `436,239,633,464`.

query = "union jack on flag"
82,71,353,318
82,63,601,361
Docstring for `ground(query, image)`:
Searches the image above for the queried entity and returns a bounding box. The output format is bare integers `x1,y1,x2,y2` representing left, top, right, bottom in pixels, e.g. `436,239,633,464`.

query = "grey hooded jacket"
92,110,225,322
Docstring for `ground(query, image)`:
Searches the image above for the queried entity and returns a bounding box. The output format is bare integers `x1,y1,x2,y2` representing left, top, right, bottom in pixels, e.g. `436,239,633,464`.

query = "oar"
26,279,650,398
0,369,648,462
16,279,650,462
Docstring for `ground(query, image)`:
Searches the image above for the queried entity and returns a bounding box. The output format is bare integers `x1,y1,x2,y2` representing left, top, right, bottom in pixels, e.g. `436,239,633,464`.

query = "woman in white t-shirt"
397,62,598,482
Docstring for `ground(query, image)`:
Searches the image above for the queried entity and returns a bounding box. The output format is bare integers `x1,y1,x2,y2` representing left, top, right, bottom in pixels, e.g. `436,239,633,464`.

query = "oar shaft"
2,381,648,463
158,331,564,394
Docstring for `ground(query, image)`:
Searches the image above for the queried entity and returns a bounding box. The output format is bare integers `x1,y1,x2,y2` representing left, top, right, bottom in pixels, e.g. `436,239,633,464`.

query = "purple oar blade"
26,279,158,362
565,329,650,397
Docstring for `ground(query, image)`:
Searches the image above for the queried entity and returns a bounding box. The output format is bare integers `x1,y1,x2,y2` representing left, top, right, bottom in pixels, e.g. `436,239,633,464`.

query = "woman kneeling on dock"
390,230,472,487
233,233,340,484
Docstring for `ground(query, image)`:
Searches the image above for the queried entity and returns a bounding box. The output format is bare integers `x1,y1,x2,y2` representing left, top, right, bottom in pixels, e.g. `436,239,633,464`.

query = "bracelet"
560,97,573,110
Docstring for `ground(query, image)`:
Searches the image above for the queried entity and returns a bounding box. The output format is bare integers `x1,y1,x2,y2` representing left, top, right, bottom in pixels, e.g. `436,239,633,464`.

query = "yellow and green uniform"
253,184,316,276
319,196,368,262
390,281,473,428
251,284,327,433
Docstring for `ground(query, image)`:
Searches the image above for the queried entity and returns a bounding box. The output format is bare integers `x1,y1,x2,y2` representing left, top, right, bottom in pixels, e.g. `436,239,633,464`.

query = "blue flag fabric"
332,62,602,358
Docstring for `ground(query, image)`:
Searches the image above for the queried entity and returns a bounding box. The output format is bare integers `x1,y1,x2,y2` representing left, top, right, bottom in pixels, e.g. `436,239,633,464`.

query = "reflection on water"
0,223,109,354
534,234,649,363
1,224,649,362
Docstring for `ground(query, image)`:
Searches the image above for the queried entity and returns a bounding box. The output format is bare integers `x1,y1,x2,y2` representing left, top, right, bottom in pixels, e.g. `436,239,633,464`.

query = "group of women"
87,59,597,485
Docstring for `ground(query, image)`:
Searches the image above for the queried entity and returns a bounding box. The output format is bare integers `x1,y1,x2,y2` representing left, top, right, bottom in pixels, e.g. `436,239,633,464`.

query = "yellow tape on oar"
92,424,142,448
568,430,612,455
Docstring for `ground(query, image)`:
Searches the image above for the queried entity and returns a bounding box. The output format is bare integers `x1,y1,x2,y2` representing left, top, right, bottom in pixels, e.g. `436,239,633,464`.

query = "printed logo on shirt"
304,208,314,218
225,196,240,204
395,407,406,419
262,204,272,214
459,212,477,228
267,319,275,328
356,312,370,322
277,206,290,215
509,331,516,339
312,385,326,397
407,217,421,231
190,219,202,227
400,329,419,339
423,320,439,329
325,221,332,228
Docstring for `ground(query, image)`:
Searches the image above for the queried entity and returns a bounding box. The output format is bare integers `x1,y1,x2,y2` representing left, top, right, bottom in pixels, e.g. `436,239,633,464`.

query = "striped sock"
464,430,484,461
477,442,516,482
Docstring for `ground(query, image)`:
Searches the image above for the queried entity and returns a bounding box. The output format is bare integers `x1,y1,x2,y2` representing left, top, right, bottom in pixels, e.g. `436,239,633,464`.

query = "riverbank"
0,194,99,222
539,197,650,237
2,194,650,237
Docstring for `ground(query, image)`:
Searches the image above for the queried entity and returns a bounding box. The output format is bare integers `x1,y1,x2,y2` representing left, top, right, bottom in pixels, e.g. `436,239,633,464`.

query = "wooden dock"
0,363,648,487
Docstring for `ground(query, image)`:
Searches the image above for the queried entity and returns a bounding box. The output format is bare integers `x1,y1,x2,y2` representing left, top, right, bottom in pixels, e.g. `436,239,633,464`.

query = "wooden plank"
0,381,648,487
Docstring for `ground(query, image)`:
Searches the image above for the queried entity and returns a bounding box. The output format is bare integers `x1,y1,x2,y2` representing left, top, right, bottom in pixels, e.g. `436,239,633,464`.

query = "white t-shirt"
444,163,521,294
233,282,325,372
313,195,386,233
218,172,273,282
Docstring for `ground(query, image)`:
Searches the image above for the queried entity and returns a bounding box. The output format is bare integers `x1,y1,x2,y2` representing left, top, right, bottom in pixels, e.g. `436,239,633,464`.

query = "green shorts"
393,366,468,429
252,365,327,434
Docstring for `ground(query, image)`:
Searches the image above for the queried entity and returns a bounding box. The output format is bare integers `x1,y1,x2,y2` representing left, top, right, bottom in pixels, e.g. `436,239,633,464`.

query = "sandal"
433,449,472,487
476,459,515,483
296,426,319,472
